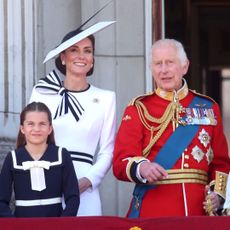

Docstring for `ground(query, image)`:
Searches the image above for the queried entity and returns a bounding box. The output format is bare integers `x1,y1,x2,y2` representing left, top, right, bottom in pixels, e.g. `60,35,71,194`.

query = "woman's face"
61,37,94,77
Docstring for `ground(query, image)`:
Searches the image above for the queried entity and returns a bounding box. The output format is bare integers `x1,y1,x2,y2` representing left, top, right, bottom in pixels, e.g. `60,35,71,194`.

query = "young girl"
0,102,79,217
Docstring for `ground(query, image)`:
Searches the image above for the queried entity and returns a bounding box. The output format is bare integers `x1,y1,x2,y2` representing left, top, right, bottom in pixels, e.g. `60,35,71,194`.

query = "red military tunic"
113,81,230,217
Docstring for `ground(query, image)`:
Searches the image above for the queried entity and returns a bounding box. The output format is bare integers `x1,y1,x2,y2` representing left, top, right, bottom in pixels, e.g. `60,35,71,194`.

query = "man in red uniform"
113,39,230,218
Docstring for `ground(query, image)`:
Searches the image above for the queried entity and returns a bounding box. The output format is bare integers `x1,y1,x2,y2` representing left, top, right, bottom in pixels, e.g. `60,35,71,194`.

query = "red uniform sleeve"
208,102,230,180
113,104,148,182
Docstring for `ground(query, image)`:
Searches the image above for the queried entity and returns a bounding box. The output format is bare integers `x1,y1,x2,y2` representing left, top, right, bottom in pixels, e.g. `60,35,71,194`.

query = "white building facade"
0,0,153,216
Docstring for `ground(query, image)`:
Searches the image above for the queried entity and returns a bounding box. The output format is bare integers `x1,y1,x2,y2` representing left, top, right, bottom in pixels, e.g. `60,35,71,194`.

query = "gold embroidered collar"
155,79,189,101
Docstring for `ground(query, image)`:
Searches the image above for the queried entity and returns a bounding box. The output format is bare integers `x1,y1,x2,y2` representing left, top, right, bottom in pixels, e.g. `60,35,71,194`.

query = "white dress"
29,70,116,216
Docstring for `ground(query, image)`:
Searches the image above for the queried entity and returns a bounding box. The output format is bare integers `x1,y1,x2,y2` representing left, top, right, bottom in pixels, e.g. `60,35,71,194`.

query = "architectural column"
152,0,164,41
0,0,36,159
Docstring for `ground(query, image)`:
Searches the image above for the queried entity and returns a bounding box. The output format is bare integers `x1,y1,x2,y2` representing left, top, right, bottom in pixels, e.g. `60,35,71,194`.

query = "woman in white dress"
29,22,116,216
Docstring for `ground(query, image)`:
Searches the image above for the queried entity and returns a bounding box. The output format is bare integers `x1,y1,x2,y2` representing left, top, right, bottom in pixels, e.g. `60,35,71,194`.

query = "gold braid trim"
134,99,183,158
136,100,175,125
123,157,147,182
214,171,228,199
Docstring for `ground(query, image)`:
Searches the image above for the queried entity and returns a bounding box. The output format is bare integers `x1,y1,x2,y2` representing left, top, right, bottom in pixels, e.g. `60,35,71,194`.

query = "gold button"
184,155,189,159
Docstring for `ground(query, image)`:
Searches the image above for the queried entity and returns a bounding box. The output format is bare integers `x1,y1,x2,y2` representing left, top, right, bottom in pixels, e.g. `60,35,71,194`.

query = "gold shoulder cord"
135,100,183,158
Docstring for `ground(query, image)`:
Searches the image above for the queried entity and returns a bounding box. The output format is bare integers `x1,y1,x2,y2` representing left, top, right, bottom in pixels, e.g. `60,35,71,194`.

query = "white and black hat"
43,1,115,76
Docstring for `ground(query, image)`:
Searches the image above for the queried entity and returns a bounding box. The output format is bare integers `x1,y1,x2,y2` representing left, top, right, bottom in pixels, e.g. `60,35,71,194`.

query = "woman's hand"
78,177,92,194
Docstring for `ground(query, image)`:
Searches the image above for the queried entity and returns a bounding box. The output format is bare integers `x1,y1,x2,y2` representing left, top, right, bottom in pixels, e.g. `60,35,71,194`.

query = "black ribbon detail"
35,70,84,122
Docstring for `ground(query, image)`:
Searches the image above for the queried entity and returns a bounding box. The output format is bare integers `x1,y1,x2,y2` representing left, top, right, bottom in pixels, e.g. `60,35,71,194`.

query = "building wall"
89,0,146,216
0,0,147,216
0,0,37,164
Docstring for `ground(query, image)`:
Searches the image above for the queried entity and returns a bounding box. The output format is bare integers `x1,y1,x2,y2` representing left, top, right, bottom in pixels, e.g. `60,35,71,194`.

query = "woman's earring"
62,60,65,65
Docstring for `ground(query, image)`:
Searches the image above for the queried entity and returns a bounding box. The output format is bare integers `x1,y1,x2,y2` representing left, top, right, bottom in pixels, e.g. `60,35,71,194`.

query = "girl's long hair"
16,102,55,148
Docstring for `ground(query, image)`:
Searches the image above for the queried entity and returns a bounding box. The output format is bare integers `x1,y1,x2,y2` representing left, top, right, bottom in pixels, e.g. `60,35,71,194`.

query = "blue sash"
128,95,213,218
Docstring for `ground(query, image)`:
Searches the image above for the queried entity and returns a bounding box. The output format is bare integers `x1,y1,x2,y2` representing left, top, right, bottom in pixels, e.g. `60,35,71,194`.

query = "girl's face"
20,111,52,146
61,37,94,77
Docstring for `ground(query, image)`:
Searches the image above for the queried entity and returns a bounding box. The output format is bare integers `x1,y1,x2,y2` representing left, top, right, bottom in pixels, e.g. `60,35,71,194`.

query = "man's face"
151,44,189,91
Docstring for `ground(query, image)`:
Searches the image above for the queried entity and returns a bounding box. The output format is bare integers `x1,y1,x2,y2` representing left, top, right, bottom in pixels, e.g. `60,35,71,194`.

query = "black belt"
69,151,93,165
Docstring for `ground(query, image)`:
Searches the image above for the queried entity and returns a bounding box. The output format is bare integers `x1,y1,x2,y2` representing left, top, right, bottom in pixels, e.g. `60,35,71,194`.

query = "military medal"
185,107,217,126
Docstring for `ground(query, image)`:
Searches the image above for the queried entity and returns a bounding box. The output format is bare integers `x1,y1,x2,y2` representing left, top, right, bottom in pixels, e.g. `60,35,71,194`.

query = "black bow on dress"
35,70,84,122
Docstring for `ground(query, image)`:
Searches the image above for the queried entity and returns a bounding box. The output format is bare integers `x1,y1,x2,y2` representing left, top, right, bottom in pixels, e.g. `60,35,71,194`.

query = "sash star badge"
206,147,214,165
198,129,210,147
192,146,205,163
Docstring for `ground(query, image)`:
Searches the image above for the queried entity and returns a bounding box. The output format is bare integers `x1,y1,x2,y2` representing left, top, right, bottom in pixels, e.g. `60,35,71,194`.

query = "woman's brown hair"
55,31,95,76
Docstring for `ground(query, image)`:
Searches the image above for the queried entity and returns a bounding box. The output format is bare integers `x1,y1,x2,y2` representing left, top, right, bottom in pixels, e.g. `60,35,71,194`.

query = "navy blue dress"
0,144,79,217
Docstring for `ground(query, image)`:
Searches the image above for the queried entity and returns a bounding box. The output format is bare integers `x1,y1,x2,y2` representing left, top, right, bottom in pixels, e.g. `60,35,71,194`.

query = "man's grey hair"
151,39,188,66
